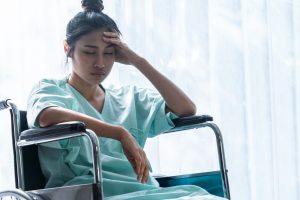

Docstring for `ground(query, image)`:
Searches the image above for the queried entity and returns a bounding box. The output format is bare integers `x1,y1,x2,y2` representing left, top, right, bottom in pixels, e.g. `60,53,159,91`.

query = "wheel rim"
0,189,33,200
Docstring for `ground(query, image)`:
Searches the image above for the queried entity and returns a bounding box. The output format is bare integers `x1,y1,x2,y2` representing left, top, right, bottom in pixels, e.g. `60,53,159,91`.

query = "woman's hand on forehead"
102,32,143,66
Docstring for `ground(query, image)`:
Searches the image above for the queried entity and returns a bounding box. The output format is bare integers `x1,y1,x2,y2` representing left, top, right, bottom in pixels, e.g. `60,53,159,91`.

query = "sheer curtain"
0,1,299,200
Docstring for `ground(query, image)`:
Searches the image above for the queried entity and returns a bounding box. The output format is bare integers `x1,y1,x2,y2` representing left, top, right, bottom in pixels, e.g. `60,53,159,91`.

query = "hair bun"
81,0,104,12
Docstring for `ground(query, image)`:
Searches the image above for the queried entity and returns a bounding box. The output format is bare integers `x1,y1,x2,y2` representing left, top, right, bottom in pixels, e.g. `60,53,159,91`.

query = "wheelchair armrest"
19,121,86,141
166,115,213,133
172,115,213,126
18,121,103,186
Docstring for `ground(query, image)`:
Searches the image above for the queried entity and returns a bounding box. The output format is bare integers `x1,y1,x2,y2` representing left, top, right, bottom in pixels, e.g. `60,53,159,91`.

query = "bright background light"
0,1,299,200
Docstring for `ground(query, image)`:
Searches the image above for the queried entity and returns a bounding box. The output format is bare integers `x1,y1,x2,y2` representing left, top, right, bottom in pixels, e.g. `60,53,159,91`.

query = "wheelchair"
0,99,230,200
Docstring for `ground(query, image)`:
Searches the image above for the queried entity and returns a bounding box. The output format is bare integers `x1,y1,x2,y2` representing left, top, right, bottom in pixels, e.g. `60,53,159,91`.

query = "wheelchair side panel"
156,171,226,198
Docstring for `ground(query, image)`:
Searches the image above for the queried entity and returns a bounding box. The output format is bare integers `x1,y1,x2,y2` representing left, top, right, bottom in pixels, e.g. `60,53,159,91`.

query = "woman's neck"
68,73,104,101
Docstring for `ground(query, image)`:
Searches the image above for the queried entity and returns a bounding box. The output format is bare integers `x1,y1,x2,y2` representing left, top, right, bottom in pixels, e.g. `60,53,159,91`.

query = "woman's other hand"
102,31,143,66
119,128,149,183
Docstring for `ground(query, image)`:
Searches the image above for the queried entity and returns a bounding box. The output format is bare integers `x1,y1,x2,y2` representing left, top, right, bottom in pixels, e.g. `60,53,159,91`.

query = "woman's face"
70,29,115,85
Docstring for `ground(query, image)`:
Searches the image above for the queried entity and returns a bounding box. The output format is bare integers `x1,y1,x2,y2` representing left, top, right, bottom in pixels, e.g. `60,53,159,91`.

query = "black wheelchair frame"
0,99,230,200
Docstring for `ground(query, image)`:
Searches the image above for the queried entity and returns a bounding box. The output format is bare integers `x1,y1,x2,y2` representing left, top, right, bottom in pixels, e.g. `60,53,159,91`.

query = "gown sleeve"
27,78,77,128
132,86,178,138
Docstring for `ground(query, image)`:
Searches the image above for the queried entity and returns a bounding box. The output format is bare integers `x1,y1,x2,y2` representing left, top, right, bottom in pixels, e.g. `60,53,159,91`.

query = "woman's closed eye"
83,51,97,55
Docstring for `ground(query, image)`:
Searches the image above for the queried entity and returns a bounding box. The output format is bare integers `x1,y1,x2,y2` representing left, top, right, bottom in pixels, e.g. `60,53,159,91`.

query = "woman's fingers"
105,37,120,44
102,32,123,46
141,164,149,183
131,149,149,183
140,151,149,183
137,149,149,183
135,154,142,181
103,31,118,37
102,36,122,46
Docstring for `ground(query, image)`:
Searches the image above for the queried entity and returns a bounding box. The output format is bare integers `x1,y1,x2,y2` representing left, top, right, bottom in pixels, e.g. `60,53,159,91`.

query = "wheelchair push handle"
0,99,11,111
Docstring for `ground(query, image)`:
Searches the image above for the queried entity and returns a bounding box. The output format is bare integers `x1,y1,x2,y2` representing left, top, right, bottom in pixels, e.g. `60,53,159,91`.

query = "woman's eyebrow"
84,45,98,49
83,44,115,49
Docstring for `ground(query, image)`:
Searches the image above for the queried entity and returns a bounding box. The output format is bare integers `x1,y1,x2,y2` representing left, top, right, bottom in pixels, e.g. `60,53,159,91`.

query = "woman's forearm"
38,107,126,141
133,58,197,117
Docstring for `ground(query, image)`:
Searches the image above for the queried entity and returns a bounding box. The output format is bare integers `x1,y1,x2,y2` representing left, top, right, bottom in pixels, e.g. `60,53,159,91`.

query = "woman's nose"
93,64,105,68
94,55,105,68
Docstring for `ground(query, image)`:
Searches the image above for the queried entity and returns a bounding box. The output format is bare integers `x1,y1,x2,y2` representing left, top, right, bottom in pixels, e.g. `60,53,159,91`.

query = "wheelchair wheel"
0,189,42,200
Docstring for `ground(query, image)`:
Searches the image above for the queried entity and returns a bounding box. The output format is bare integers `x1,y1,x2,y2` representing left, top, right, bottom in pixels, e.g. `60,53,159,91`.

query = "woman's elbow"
189,104,197,115
38,111,51,127
186,104,197,116
37,107,58,127
177,103,197,117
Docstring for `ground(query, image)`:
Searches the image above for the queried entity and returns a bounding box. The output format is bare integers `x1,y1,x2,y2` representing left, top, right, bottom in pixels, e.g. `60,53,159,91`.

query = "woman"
27,0,226,199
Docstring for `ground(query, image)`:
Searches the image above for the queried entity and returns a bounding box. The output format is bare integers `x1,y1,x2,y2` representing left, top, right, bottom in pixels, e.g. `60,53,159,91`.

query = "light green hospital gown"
27,77,226,200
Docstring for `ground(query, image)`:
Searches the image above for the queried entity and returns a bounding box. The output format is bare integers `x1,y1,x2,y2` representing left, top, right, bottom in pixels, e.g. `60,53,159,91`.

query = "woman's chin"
90,75,106,84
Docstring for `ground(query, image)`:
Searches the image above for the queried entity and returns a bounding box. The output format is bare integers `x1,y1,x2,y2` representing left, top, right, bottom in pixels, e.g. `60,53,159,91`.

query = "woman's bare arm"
133,58,196,117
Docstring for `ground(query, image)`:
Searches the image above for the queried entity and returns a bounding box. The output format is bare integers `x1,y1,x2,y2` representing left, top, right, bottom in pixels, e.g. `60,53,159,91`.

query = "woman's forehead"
80,29,105,42
77,29,109,47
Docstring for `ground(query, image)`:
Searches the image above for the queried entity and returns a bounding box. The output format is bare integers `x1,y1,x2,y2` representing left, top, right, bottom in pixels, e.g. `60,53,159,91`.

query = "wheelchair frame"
0,99,230,200
0,99,103,200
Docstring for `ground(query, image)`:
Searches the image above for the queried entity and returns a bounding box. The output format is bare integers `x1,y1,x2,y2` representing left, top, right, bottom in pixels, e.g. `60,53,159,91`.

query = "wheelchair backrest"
16,111,46,190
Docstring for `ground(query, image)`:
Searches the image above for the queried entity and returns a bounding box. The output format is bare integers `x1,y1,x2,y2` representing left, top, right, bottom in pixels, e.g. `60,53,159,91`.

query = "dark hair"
66,0,121,57
82,0,104,12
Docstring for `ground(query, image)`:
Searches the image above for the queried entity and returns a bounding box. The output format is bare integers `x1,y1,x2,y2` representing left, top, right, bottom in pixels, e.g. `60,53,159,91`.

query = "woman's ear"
63,40,70,56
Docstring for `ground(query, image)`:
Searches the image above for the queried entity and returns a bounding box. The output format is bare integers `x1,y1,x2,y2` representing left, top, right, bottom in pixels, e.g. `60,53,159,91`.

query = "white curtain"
0,1,299,200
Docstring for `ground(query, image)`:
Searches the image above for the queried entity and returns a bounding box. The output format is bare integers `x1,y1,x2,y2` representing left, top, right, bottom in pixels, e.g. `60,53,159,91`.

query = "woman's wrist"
116,126,129,142
131,56,147,69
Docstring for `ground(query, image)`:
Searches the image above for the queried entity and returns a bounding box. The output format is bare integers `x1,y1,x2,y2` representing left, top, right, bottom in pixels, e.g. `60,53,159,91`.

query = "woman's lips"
91,72,105,76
